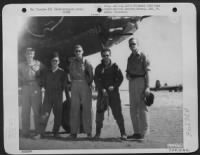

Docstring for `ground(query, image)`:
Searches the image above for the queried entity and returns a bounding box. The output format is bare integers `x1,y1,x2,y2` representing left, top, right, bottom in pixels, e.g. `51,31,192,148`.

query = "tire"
62,100,84,133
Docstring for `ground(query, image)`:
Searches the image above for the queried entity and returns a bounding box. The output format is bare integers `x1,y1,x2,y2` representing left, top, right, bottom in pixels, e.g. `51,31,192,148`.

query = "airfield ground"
19,91,183,150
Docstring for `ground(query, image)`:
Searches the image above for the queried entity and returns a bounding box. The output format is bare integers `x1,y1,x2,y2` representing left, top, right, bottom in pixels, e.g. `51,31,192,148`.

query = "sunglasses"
129,43,136,46
102,54,110,58
75,50,82,53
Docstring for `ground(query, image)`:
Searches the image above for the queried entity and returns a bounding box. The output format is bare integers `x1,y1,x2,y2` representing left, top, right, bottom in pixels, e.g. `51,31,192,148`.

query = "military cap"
51,52,60,60
128,37,137,45
74,44,83,50
101,48,111,56
144,92,154,106
25,47,35,52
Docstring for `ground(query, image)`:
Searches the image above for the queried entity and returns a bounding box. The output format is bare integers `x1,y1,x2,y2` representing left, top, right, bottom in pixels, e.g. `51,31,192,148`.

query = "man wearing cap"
94,48,127,140
18,47,45,138
35,53,67,139
126,37,150,141
68,45,93,138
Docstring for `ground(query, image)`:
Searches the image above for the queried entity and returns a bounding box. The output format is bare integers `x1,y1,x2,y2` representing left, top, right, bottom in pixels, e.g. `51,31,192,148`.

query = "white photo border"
2,3,198,154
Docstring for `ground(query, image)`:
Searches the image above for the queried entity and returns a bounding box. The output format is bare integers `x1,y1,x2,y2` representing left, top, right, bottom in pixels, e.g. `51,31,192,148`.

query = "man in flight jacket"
94,48,127,140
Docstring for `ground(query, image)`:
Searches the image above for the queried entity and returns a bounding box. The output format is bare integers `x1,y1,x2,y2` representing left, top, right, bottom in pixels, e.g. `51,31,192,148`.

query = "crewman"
94,48,127,140
18,47,45,138
35,52,67,139
126,37,150,141
68,45,93,138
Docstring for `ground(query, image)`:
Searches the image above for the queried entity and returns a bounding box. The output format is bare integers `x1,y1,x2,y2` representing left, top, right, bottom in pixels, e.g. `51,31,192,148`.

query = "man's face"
102,51,111,64
51,57,60,68
129,39,137,51
74,47,84,58
25,49,35,61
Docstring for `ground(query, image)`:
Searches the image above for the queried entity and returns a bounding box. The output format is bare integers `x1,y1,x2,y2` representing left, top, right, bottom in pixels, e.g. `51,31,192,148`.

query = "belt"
129,74,145,79
72,79,85,82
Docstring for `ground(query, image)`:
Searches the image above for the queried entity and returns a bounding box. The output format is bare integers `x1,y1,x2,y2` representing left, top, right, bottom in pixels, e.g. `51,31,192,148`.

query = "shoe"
94,133,100,139
32,134,43,140
127,133,139,139
87,133,92,138
127,134,144,141
120,134,127,140
53,133,62,138
21,133,31,138
69,134,77,139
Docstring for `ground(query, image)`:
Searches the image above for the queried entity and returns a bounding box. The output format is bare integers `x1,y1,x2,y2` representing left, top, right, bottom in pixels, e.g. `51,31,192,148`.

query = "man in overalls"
68,45,93,138
18,47,45,138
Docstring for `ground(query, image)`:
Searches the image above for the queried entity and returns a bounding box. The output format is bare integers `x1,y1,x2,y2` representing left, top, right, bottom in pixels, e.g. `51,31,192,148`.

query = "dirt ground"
19,91,183,150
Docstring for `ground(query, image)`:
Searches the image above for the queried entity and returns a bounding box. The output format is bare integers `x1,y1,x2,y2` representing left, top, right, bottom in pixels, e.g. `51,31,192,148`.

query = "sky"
86,16,182,90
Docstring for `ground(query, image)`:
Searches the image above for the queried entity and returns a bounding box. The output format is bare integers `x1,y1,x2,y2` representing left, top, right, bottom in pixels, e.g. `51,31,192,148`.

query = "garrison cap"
101,48,111,56
51,52,60,60
74,44,83,50
144,92,154,106
25,47,35,52
128,37,137,45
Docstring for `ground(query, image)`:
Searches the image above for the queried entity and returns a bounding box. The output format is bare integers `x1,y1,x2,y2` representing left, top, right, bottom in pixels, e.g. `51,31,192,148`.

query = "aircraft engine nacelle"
18,16,149,69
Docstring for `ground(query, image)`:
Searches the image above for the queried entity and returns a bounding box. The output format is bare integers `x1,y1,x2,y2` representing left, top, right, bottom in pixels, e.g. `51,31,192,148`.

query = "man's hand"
126,73,130,80
41,87,45,92
41,112,49,123
66,83,71,91
142,87,150,99
145,87,150,95
102,89,108,96
18,87,22,94
108,86,114,91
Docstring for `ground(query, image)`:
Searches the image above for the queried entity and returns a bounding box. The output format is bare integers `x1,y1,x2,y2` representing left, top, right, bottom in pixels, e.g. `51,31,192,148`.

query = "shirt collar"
74,57,84,63
101,59,112,68
131,49,140,58
52,67,59,72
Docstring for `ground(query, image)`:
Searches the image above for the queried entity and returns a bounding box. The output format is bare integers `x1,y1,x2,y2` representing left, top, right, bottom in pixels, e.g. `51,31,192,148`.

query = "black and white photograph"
3,3,198,154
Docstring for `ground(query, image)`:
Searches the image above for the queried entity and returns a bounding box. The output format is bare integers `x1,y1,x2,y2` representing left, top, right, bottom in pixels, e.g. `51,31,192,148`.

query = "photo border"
1,2,199,154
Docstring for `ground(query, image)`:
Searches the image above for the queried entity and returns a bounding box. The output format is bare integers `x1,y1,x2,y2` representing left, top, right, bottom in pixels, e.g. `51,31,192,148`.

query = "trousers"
70,80,92,134
40,92,63,133
129,77,148,136
96,90,126,136
21,83,42,135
